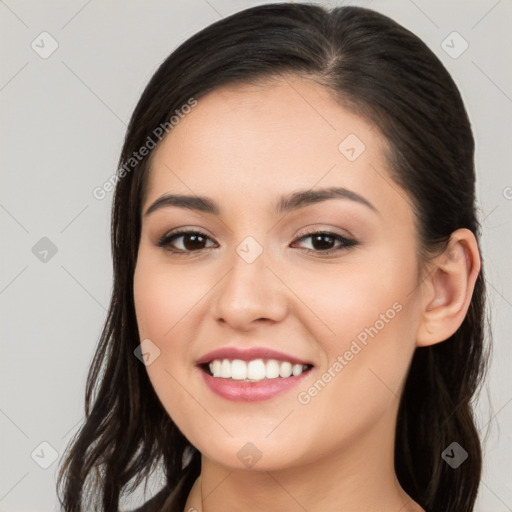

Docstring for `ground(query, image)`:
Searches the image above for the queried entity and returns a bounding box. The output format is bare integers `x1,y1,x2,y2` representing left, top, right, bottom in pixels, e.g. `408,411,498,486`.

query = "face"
133,75,424,471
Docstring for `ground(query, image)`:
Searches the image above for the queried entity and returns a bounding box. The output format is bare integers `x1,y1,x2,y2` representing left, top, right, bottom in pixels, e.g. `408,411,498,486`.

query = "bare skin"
133,74,480,512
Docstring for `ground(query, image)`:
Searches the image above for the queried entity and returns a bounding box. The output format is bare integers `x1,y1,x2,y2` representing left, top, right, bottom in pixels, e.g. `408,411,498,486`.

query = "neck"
183,412,423,512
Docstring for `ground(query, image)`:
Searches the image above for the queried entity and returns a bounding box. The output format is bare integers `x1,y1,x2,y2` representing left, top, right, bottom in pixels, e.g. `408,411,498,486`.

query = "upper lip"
196,347,314,366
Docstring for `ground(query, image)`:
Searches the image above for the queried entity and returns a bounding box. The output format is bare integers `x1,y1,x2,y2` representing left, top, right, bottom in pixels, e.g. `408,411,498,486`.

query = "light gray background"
0,0,511,511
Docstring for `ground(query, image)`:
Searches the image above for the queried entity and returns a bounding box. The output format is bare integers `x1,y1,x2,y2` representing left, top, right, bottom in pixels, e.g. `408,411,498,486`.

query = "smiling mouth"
199,358,314,383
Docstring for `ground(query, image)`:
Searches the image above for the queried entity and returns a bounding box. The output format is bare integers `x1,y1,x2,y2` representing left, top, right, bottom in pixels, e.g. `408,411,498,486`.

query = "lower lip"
198,367,312,402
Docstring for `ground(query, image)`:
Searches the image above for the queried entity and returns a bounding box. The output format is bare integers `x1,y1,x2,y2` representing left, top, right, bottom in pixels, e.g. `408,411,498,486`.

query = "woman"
57,3,488,512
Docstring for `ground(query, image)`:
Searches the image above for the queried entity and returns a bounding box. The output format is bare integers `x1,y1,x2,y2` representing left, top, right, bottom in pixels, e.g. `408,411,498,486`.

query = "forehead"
144,75,403,218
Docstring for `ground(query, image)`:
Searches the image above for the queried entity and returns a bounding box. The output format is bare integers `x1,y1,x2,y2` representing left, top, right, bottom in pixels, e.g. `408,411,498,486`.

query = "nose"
213,245,289,332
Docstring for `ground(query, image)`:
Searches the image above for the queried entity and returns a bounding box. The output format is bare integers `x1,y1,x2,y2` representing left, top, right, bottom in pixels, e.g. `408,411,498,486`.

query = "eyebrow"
144,186,378,217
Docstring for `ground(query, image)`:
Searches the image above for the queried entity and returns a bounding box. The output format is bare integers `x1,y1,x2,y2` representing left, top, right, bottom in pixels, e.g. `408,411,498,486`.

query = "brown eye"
157,230,216,253
292,231,357,254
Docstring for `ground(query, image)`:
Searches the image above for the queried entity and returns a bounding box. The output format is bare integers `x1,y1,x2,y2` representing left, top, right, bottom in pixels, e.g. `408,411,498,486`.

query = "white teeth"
231,359,247,380
279,361,292,378
221,359,231,378
210,360,221,377
266,359,280,379
207,358,310,382
292,364,303,376
247,359,266,380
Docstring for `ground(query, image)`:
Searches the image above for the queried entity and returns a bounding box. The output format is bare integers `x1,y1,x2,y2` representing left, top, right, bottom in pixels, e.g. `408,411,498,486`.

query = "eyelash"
156,228,358,256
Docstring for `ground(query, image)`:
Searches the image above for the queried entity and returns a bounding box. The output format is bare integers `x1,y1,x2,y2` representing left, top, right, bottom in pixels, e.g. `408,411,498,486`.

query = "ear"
416,228,481,347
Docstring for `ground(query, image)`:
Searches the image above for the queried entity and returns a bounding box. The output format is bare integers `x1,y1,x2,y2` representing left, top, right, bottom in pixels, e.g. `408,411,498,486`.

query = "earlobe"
416,228,481,347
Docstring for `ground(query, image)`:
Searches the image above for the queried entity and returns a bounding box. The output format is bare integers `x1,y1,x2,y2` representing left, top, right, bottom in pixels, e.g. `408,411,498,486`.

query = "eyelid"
293,225,354,240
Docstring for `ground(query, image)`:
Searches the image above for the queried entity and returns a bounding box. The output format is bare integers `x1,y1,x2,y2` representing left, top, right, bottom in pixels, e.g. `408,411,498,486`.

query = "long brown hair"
57,4,489,511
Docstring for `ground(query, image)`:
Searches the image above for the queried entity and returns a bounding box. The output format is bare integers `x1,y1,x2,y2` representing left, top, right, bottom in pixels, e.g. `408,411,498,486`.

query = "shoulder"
122,465,195,512
124,487,171,512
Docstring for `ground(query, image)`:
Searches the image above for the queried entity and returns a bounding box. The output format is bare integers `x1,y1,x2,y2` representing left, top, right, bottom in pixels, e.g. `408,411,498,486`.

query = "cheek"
294,251,419,408
133,256,207,431
133,257,195,392
133,251,217,377
293,250,417,347
133,253,205,340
